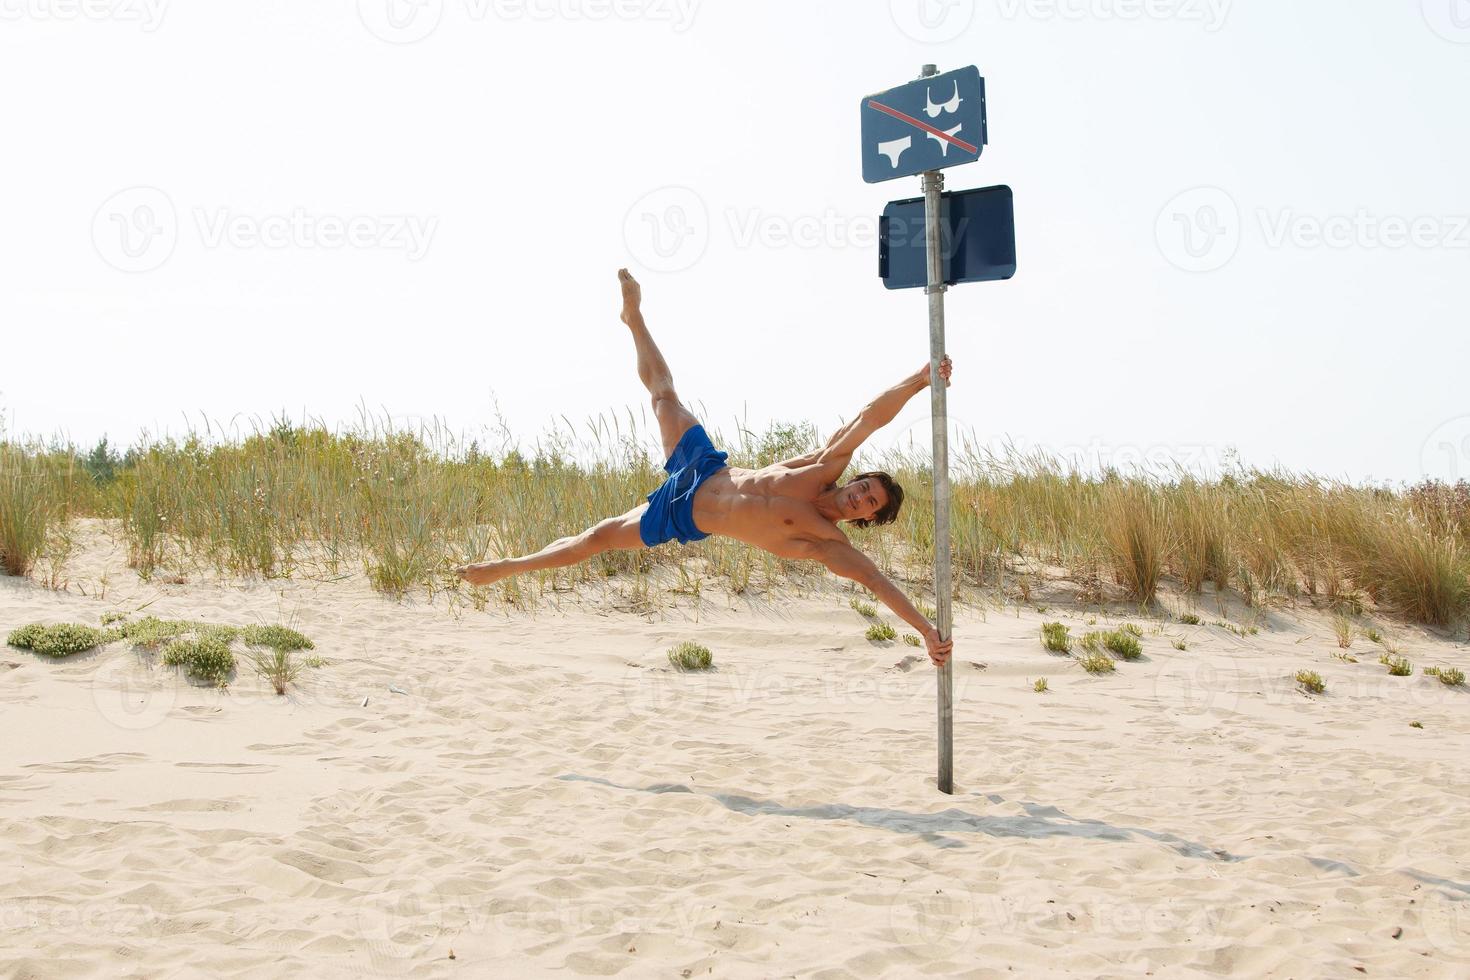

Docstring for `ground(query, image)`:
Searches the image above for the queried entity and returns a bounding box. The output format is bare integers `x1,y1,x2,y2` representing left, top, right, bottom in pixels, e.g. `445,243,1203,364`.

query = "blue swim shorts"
639,424,729,547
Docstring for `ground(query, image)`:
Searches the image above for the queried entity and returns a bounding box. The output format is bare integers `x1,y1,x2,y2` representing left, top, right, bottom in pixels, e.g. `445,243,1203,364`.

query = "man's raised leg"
455,504,648,587
619,268,698,457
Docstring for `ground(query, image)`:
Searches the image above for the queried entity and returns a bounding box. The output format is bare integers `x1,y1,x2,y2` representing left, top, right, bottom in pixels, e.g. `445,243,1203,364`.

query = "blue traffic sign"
860,66,987,184
879,184,1016,289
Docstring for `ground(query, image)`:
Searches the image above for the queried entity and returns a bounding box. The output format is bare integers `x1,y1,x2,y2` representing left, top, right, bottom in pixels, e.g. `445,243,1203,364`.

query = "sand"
1,519,1468,978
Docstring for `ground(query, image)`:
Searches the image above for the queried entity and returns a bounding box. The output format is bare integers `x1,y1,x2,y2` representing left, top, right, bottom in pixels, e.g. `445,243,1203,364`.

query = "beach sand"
2,520,1468,978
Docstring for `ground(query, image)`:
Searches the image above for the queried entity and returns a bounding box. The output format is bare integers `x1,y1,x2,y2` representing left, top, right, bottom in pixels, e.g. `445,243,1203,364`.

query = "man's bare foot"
455,561,510,587
618,267,642,324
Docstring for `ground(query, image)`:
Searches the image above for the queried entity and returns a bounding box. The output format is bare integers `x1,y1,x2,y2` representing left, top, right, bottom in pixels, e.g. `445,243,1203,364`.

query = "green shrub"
1033,677,1049,693
162,635,236,685
1380,654,1413,677
7,624,46,649
848,597,877,618
241,624,313,652
1172,638,1188,651
1040,622,1072,654
1080,631,1103,654
8,622,107,656
202,625,240,645
865,622,897,643
100,611,128,626
1296,669,1325,694
1103,630,1142,660
120,616,194,650
902,634,921,647
1178,612,1201,625
1078,652,1115,674
1120,623,1143,637
1425,665,1465,687
667,641,712,671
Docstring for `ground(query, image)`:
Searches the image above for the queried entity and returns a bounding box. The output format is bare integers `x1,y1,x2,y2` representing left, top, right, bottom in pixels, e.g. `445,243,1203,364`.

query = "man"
456,269,955,667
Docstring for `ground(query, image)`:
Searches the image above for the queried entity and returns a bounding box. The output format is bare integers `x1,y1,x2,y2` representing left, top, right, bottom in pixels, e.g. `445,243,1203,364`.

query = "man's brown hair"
849,471,904,529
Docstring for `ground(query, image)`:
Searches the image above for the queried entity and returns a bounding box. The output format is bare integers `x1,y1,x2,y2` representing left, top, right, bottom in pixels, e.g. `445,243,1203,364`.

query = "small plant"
1172,638,1188,651
162,635,236,685
917,601,936,621
1381,654,1413,677
6,624,45,649
1120,623,1143,637
7,622,107,657
120,616,194,651
1332,614,1354,649
1331,651,1358,664
302,654,326,668
1409,721,1424,729
100,611,129,626
1103,630,1142,661
1296,669,1325,694
1080,631,1103,654
241,624,314,652
1178,612,1201,626
1040,622,1072,654
849,596,877,618
1363,627,1384,645
1033,677,1048,693
1078,651,1115,674
865,622,898,643
246,648,301,695
1425,665,1465,686
667,641,713,671
902,634,921,647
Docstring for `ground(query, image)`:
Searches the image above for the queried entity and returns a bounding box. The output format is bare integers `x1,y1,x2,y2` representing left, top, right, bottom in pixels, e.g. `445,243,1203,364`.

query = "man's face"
840,476,888,523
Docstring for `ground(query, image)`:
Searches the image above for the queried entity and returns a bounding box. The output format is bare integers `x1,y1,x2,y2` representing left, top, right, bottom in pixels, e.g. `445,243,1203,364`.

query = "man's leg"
456,504,648,587
619,268,699,458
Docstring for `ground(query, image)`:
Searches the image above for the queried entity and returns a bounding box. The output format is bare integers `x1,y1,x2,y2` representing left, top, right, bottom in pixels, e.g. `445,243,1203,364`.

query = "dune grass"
245,647,302,695
1,414,1467,632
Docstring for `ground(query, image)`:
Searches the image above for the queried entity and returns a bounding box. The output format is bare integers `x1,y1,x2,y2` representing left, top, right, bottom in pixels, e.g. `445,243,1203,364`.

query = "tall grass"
2,413,1467,630
0,444,76,576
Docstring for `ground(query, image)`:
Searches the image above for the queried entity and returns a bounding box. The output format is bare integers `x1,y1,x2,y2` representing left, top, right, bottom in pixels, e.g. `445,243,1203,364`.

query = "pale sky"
2,0,1466,484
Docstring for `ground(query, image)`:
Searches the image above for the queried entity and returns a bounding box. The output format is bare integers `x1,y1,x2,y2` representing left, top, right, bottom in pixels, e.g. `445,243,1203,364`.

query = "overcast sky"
2,0,1466,484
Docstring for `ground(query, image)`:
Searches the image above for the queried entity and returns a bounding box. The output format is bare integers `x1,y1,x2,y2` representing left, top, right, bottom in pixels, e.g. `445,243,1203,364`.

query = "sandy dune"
2,521,1468,978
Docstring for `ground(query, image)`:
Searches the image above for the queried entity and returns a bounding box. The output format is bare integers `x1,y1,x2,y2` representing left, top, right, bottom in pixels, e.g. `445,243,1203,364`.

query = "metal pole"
919,63,954,795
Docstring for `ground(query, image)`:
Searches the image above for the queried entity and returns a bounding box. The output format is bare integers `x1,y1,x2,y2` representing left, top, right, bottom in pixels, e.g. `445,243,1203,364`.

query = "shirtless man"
456,269,955,667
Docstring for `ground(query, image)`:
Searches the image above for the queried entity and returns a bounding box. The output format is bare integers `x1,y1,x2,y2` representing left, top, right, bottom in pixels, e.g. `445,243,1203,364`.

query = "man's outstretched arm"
804,356,953,473
808,537,954,666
